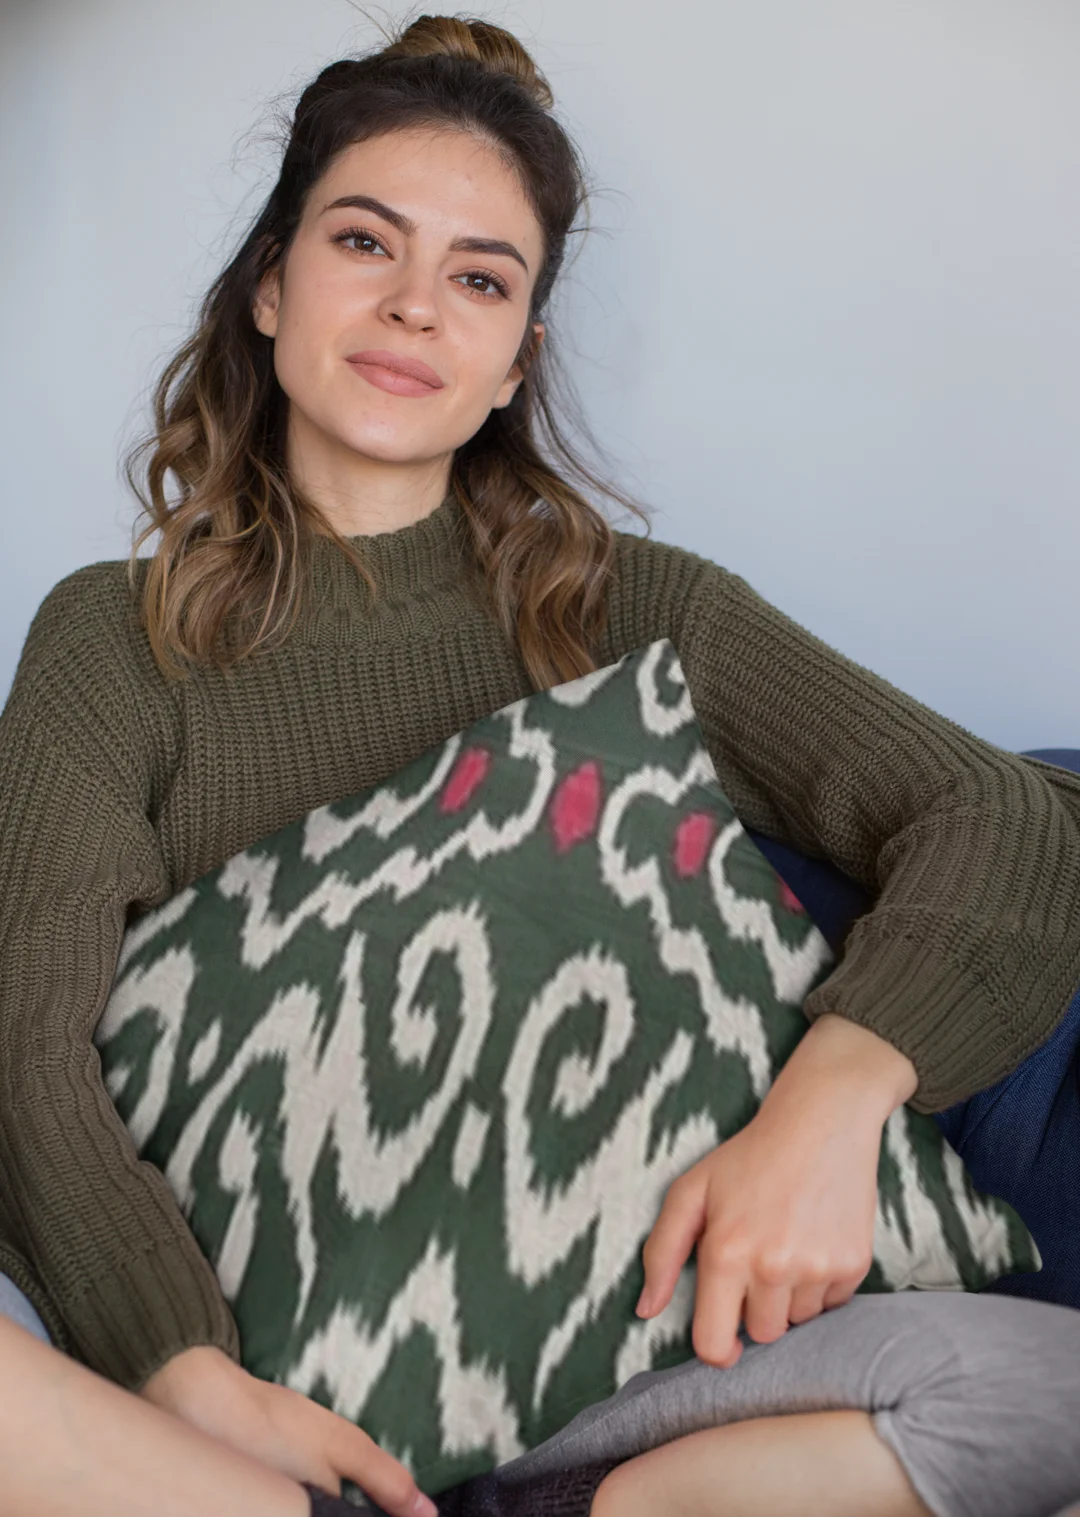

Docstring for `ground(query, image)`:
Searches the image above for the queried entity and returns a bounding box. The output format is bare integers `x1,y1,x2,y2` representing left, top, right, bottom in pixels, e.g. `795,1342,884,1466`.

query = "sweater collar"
303,488,470,602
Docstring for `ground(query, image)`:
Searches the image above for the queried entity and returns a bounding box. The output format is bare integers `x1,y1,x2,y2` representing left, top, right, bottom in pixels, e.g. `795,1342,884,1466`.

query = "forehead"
312,128,542,246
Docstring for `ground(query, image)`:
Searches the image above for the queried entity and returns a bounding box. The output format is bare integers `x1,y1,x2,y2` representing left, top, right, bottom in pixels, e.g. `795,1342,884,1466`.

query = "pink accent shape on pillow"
778,877,806,914
439,746,492,814
672,811,718,878
550,760,602,853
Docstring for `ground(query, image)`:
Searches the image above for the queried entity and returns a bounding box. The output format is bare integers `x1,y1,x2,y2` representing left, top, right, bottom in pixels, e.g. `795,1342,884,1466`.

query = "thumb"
637,1173,705,1318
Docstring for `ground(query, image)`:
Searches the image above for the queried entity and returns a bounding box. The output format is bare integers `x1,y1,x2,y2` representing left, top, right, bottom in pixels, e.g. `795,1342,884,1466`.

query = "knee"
865,1293,1080,1517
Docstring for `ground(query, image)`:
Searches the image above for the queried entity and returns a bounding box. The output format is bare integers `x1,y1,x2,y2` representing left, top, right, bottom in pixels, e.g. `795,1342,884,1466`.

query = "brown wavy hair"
124,10,652,689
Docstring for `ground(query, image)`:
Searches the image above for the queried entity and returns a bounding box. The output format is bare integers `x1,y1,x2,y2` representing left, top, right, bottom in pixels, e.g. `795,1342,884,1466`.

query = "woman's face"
253,126,546,478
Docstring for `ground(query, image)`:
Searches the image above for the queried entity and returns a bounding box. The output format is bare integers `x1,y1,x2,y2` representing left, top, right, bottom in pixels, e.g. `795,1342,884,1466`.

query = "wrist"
773,1012,918,1121
140,1343,245,1413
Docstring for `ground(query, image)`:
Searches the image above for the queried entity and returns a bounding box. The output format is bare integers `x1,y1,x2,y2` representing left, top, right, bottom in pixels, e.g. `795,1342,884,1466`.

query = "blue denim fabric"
933,984,1080,1307
747,745,1080,1310
744,827,872,958
0,1273,51,1344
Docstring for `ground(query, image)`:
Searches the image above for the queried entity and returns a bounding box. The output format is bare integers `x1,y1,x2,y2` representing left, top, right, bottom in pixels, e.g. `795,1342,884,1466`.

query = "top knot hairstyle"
124,11,651,689
366,12,554,108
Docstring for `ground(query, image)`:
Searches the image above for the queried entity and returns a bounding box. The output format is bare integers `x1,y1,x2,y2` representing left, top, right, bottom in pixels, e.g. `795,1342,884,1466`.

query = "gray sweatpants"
492,1292,1080,1517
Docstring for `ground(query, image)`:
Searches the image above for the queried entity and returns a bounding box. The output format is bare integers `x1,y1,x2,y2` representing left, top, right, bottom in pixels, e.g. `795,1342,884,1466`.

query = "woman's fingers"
693,1281,746,1367
787,1280,829,1325
258,1385,435,1517
642,1103,881,1378
325,1416,436,1517
742,1279,794,1343
637,1173,705,1318
689,1230,751,1367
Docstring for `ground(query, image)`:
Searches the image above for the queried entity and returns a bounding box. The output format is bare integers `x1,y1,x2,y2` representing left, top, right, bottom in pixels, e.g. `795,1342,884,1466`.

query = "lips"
344,349,445,389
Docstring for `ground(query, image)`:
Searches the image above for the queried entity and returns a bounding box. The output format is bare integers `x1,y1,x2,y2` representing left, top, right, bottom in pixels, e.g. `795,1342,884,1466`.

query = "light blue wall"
2,0,1077,748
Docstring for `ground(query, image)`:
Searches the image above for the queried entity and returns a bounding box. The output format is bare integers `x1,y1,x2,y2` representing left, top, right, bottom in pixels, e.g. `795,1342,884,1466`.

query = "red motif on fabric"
550,760,602,853
672,811,718,878
440,746,492,813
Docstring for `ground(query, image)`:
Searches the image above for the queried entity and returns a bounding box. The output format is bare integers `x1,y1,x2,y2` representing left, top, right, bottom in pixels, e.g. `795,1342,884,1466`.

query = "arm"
0,734,436,1517
0,573,440,1515
676,561,1080,1112
611,535,1071,1357
0,1316,307,1517
0,1314,438,1517
0,565,241,1391
0,669,242,1391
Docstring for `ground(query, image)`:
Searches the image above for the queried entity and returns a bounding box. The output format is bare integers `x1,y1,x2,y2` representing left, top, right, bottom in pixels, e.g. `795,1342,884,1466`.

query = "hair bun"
382,13,553,109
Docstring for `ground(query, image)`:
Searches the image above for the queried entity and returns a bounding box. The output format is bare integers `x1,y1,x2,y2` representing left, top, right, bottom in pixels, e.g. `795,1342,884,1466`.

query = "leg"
589,1409,930,1517
492,1291,1080,1517
0,1311,310,1517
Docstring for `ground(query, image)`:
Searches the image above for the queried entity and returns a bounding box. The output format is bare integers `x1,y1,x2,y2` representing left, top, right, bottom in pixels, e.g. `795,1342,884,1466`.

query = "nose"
389,310,435,330
378,264,440,333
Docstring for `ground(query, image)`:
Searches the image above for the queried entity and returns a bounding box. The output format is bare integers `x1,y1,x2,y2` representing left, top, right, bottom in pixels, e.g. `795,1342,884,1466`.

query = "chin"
336,431,422,462
321,412,440,463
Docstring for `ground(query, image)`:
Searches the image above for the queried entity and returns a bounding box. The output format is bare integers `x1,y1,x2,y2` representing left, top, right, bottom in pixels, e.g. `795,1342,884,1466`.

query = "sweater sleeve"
0,570,241,1391
675,560,1080,1114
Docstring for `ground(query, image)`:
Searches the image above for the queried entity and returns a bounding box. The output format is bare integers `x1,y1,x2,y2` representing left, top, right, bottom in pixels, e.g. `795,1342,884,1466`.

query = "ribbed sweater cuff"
801,921,1067,1114
63,1240,241,1393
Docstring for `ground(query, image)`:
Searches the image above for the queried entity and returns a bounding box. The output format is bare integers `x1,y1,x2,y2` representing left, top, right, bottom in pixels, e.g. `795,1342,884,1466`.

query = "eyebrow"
320,193,530,275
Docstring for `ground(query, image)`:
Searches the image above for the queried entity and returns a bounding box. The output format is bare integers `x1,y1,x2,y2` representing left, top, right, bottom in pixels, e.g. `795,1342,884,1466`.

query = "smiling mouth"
346,359,445,398
345,349,445,389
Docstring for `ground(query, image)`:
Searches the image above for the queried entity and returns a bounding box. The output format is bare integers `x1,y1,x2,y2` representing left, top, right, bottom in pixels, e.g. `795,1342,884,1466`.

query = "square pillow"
93,638,1039,1494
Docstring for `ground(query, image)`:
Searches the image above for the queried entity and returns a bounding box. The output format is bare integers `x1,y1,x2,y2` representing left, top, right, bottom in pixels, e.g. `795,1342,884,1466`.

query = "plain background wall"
2,0,1078,749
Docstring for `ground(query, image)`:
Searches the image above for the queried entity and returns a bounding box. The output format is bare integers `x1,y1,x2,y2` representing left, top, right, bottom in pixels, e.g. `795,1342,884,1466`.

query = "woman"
1,13,1079,1517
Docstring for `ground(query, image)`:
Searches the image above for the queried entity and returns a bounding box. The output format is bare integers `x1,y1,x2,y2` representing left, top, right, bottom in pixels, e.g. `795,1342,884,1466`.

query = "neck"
286,405,454,537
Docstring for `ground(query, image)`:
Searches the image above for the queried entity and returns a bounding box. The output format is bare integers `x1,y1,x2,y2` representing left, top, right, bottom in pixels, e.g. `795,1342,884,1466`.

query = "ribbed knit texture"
2,487,1079,1397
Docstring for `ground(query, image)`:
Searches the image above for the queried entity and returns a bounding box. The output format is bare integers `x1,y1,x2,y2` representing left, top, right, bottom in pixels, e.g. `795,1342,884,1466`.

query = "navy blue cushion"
744,748,1080,956
742,830,871,955
1023,748,1080,773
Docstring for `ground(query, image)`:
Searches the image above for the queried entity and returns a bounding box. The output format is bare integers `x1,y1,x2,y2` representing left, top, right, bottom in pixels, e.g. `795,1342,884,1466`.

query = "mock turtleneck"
306,489,468,596
280,489,480,650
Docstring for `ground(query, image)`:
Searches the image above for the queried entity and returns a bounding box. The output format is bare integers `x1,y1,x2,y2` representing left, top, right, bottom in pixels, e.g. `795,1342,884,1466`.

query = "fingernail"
413,1493,439,1517
635,1288,653,1316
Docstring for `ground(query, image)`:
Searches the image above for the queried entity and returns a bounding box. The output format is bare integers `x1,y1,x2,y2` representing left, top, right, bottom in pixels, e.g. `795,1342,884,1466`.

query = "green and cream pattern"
93,638,1039,1493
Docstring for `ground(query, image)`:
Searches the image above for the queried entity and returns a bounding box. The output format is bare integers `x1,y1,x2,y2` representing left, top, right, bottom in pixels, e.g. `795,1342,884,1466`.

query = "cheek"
272,263,357,398
270,312,315,408
455,325,524,405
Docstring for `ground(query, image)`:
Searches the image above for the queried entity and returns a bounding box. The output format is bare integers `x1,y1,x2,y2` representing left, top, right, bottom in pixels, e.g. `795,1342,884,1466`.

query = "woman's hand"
141,1345,438,1517
635,1012,918,1367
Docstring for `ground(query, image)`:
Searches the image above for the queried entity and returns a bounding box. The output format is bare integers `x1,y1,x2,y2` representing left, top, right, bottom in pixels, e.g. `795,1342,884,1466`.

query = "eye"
331,225,389,257
330,225,510,300
453,268,510,301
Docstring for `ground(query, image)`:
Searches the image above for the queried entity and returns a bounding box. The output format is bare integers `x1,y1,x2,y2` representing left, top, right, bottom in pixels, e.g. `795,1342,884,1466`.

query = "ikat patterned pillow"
93,638,1039,1495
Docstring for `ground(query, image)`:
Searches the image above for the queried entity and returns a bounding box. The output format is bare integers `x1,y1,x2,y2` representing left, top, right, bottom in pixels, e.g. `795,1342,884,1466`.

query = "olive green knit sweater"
2,488,1079,1393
